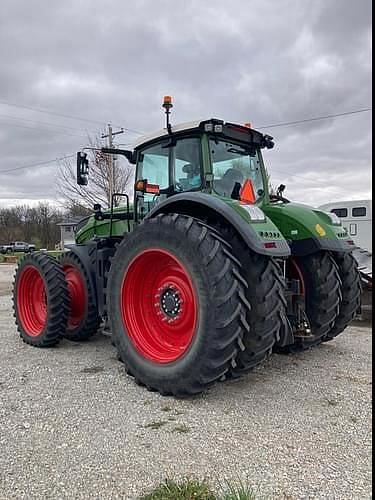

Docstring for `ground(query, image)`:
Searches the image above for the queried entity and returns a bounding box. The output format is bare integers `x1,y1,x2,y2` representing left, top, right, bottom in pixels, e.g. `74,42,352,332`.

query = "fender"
145,192,291,257
290,236,356,256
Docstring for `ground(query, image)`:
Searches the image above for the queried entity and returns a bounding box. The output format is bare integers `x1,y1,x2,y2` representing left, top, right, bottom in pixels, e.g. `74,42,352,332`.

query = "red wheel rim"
17,266,47,337
63,265,86,330
287,259,306,296
121,249,198,364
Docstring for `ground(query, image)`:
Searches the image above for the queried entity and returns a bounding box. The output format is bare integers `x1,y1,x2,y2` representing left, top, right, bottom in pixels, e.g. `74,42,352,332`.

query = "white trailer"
319,199,372,252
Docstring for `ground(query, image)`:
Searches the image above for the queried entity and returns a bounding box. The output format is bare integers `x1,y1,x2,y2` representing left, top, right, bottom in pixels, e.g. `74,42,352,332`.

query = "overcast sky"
0,0,372,208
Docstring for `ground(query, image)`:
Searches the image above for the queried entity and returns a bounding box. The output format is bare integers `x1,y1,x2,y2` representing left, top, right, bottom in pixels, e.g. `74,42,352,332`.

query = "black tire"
13,252,69,347
59,251,101,342
323,252,362,341
226,241,287,378
281,251,341,352
107,214,249,397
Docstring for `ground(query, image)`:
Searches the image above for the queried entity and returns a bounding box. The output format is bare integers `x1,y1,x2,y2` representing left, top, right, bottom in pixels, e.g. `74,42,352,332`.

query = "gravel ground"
0,264,372,499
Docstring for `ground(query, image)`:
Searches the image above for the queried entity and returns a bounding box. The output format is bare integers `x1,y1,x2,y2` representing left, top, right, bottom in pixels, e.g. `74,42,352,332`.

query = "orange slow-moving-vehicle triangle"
240,179,256,204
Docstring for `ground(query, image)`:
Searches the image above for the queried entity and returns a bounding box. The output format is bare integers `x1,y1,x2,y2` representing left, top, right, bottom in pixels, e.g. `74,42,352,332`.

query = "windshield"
210,139,265,202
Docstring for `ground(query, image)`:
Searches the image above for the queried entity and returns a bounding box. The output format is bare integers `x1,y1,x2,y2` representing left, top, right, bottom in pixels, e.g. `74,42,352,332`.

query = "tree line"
0,202,91,249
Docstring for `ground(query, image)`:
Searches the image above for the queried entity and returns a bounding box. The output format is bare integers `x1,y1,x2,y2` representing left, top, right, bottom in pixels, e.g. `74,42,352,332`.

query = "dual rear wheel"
13,252,100,347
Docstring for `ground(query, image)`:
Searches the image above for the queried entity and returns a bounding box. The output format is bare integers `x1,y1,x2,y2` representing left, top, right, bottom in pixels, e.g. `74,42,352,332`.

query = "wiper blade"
227,147,255,156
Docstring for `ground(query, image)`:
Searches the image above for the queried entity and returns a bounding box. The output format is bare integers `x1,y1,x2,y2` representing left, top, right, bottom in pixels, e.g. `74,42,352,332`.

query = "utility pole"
102,124,124,205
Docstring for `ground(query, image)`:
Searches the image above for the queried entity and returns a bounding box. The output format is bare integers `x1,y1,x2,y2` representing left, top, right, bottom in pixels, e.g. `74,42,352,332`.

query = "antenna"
162,96,173,134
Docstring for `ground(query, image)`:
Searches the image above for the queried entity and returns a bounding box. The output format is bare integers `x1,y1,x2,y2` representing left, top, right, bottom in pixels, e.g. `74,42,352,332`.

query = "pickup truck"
0,241,36,254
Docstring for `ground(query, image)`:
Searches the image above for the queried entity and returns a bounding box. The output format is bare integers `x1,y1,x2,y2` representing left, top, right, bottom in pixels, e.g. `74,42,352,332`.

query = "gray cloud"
0,0,372,208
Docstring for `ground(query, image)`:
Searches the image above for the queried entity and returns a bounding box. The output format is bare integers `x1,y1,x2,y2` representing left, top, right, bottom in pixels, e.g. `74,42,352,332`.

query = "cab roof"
133,119,274,151
133,120,202,148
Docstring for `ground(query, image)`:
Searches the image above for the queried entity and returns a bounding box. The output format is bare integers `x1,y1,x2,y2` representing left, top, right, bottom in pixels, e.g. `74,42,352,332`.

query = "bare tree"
58,134,134,209
0,203,62,248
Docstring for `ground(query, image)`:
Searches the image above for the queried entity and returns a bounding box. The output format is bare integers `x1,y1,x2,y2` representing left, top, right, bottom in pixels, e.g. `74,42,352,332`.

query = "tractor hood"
263,201,357,256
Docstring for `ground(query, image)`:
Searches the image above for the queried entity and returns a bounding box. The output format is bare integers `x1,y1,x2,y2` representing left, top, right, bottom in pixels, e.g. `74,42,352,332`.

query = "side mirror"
77,152,89,186
277,184,286,197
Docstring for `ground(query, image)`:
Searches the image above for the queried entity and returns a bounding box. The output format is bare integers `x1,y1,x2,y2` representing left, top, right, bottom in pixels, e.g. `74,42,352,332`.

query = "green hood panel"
75,206,134,244
263,201,355,254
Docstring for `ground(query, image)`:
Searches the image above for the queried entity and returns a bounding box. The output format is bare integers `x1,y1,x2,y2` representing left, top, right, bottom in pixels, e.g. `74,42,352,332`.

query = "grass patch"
141,479,216,499
141,479,257,500
220,480,257,500
0,250,62,264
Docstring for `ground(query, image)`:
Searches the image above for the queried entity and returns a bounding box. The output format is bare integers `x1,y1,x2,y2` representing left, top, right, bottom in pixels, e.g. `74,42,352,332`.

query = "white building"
57,217,83,249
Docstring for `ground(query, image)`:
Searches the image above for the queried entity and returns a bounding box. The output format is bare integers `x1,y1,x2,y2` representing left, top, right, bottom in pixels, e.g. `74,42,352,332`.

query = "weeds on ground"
140,478,257,500
141,479,215,499
220,479,257,500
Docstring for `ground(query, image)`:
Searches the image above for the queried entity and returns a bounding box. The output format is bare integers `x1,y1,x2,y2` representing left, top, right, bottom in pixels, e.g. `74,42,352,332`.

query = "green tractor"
13,97,361,396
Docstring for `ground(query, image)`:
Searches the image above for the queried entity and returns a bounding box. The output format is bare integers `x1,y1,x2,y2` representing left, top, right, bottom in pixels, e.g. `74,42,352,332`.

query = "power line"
0,155,75,174
258,107,372,130
0,98,143,135
0,120,89,139
0,112,98,134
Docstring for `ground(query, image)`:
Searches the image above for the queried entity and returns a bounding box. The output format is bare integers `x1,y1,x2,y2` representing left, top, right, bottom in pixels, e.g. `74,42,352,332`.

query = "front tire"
107,214,249,397
13,253,69,347
282,251,341,352
323,252,361,341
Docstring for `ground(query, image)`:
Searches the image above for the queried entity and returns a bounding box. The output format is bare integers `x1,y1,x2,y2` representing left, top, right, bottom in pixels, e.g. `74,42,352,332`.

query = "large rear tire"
13,252,69,347
281,251,341,352
323,252,361,341
107,214,249,397
59,252,101,342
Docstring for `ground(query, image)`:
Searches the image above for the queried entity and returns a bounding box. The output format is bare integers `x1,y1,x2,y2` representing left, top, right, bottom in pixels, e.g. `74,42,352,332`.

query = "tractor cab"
132,116,275,221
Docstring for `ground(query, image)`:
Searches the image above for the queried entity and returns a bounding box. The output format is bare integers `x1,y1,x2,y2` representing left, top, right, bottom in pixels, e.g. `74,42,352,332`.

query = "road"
0,264,372,499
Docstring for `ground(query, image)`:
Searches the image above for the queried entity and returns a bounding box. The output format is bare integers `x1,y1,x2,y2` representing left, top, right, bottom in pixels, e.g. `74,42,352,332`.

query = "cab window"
210,139,265,201
173,138,202,192
137,142,169,189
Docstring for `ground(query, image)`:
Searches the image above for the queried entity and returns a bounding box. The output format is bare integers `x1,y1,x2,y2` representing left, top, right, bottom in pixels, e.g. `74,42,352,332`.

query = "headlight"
241,205,266,222
325,211,342,226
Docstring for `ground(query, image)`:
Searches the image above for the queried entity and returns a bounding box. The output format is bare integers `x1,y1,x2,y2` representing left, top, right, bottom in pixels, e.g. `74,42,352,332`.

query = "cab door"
135,140,171,221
